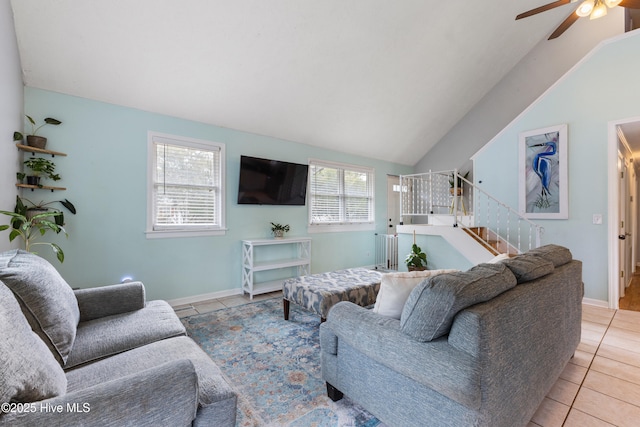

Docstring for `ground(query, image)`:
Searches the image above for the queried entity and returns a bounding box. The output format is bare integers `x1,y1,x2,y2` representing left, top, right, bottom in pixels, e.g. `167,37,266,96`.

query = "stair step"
463,228,500,256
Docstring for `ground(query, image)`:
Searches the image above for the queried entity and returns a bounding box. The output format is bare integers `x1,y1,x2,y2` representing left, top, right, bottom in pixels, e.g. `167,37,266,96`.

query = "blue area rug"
182,297,381,427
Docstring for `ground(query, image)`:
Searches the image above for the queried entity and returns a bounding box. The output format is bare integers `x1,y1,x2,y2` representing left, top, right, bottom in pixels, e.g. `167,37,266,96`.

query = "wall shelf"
16,183,67,192
241,237,311,299
16,143,67,157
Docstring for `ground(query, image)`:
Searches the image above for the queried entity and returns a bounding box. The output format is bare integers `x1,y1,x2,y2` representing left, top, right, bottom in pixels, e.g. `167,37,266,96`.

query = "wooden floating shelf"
16,143,67,157
16,183,67,192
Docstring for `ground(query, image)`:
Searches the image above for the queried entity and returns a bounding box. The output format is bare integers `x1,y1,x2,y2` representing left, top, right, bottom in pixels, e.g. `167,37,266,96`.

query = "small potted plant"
23,157,61,186
270,222,290,239
405,231,427,271
0,206,68,263
13,115,62,149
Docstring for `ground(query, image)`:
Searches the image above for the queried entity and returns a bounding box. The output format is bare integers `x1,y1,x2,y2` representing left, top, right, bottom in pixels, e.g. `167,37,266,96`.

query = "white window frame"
146,131,226,239
307,158,375,233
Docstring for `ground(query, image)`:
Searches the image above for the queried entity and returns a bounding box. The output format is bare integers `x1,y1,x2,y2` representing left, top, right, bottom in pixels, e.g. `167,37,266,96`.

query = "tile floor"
175,295,640,426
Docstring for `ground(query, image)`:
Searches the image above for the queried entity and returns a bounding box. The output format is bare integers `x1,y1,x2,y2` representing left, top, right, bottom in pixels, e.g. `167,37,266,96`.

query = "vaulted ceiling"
9,0,621,165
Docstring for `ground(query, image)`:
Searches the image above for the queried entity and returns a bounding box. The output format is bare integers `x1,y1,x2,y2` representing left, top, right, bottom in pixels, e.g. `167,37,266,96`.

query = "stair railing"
400,170,543,254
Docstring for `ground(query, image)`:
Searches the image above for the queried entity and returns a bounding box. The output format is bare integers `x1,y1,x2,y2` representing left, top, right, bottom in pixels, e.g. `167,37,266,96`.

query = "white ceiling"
10,0,597,165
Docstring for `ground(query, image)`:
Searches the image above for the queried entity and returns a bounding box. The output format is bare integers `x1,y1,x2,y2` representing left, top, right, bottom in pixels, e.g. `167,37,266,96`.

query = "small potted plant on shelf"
405,230,427,271
13,115,62,150
0,202,68,263
23,157,61,186
270,222,290,239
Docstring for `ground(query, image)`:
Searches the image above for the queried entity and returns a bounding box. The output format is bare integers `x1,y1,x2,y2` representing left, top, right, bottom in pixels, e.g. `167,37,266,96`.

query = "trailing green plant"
15,196,76,227
405,243,427,270
24,157,61,181
0,208,67,263
13,115,62,141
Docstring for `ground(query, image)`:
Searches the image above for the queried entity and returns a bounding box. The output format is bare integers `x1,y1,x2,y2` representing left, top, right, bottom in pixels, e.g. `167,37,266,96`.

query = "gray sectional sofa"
0,250,236,427
320,244,583,427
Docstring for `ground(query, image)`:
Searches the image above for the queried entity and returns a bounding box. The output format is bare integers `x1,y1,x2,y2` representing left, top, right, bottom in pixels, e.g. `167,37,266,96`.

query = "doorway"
608,117,640,310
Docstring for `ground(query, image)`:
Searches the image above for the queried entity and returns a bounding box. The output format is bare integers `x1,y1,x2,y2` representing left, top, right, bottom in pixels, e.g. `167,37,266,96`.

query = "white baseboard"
168,288,242,307
582,297,609,308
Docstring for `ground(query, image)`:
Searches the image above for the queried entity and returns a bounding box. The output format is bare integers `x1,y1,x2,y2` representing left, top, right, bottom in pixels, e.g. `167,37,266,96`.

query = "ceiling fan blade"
620,0,640,8
516,0,572,20
548,12,580,39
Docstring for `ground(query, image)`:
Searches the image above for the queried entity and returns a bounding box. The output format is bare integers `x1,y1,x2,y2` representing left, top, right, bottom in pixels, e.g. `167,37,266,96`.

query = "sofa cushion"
0,250,80,366
373,269,458,319
0,281,67,403
528,244,573,267
66,300,187,368
400,263,517,342
500,253,555,283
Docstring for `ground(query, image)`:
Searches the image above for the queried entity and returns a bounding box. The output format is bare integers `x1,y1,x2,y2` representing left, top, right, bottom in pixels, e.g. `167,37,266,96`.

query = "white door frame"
608,115,640,309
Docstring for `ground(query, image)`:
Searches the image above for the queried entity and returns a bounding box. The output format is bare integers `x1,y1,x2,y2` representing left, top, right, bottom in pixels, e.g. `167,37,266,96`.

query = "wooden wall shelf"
16,143,67,157
16,183,67,192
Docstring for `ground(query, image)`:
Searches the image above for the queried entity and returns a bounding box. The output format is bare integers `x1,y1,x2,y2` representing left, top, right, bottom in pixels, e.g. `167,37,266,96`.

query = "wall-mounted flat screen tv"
237,155,309,205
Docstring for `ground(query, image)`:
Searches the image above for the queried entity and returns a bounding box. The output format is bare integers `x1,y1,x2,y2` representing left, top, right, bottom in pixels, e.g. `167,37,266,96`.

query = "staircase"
399,170,543,260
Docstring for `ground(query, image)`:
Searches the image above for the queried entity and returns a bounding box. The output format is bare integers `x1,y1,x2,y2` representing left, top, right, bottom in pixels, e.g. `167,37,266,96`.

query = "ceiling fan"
516,0,640,40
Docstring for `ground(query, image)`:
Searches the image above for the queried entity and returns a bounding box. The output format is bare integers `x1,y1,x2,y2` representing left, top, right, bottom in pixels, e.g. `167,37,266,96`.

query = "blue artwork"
525,131,560,213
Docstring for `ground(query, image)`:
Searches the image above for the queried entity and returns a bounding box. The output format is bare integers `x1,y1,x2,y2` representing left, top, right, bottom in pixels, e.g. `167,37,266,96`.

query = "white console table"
241,237,311,299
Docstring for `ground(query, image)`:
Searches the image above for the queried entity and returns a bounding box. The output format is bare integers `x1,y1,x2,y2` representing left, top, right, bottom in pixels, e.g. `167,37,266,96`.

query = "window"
147,132,225,238
308,159,374,232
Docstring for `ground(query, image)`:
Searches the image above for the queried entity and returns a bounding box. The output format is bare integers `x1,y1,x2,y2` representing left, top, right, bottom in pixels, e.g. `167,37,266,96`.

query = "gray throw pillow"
0,281,67,403
500,253,555,283
400,263,517,342
0,250,80,366
528,244,572,267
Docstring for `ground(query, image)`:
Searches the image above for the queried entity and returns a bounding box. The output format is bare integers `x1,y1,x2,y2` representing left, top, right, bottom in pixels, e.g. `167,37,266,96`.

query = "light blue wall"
474,31,640,303
397,233,472,272
22,88,412,300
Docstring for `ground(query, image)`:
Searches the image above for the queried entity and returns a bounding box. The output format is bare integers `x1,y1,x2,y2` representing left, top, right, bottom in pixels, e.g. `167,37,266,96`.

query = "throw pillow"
528,244,573,267
0,281,67,403
373,269,458,319
500,254,555,283
0,250,80,366
400,263,517,342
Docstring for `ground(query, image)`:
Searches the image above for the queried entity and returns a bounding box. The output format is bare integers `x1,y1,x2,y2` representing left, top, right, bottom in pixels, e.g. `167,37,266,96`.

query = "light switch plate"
593,214,603,225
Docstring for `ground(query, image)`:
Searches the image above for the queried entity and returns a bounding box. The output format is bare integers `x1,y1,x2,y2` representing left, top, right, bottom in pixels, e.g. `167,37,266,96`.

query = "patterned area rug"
182,297,382,427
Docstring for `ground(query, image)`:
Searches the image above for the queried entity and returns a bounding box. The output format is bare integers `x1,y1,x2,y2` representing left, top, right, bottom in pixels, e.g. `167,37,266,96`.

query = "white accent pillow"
373,269,458,319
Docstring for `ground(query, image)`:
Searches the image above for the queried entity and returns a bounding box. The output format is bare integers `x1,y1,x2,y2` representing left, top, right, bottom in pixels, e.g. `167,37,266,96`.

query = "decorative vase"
273,230,284,239
26,135,48,149
449,187,463,196
26,208,49,223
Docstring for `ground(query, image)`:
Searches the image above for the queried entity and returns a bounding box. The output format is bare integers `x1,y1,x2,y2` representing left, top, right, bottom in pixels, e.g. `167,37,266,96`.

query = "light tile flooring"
174,295,640,426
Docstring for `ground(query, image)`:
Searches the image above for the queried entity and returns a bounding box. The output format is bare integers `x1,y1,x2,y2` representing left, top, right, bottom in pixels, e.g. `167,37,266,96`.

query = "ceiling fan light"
604,0,622,7
590,1,608,19
576,0,595,17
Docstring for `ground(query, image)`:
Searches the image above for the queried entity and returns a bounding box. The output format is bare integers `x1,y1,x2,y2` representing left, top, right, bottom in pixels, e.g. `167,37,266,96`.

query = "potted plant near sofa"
0,205,67,263
13,114,62,149
15,196,76,227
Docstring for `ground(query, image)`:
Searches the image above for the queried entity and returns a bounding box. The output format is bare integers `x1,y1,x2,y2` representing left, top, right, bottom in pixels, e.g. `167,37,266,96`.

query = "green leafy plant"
0,205,68,263
24,157,61,181
15,196,76,228
13,115,62,141
405,243,427,270
270,222,290,237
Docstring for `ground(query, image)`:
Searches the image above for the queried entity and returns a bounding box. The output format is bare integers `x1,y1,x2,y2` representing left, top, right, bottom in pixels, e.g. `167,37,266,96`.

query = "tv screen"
237,156,309,205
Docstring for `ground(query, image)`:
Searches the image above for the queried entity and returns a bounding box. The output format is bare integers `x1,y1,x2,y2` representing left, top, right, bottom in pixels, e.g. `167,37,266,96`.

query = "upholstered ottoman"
282,268,383,322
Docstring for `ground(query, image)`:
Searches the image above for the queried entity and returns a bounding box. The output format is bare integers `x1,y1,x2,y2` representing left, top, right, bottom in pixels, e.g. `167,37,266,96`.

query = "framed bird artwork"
519,124,569,219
